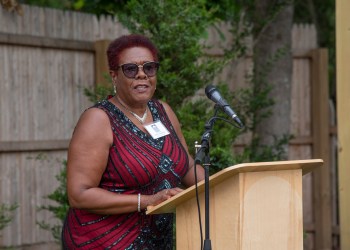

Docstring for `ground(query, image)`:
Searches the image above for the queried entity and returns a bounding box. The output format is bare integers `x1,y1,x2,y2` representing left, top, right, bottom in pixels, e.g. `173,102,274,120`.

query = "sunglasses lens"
143,62,159,77
122,64,139,78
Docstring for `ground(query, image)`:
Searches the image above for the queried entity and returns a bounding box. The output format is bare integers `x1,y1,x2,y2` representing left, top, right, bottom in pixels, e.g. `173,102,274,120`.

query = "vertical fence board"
311,49,332,250
94,40,112,86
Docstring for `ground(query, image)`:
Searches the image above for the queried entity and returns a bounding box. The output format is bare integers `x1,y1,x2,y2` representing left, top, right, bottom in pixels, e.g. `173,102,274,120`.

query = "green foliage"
84,84,113,103
20,0,75,9
37,160,68,242
0,204,18,232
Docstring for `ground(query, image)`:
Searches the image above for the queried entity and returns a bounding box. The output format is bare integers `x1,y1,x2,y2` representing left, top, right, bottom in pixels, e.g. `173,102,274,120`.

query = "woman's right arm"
66,108,181,214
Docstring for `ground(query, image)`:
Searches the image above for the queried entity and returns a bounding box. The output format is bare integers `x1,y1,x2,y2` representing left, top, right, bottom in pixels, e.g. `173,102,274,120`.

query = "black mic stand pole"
195,105,220,250
203,151,211,250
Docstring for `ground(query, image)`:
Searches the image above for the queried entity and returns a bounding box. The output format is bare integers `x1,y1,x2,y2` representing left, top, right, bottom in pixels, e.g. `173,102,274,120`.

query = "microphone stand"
195,105,220,250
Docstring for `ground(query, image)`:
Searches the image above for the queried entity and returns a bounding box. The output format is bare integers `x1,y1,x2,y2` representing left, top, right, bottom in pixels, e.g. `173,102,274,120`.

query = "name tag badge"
144,121,170,139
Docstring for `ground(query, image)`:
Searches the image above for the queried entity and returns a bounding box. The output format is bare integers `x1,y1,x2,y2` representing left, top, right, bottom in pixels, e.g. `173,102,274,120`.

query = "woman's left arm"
161,101,205,187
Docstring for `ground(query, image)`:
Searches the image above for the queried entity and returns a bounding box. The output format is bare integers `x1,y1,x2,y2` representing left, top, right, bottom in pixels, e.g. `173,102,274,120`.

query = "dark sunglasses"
117,61,160,79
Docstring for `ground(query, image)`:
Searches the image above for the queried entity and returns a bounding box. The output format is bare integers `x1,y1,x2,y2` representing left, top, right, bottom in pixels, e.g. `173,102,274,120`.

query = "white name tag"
144,121,170,139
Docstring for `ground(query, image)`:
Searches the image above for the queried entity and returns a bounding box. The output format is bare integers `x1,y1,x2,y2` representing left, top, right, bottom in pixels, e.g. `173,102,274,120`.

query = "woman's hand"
142,187,183,209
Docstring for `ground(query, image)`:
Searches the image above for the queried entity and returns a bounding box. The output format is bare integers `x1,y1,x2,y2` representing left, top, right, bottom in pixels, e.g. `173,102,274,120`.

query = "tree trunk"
253,0,294,159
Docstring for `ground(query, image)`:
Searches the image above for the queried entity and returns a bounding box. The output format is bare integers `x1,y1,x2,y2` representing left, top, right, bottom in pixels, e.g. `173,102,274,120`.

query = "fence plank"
94,40,112,86
311,48,332,250
0,140,70,152
0,32,94,51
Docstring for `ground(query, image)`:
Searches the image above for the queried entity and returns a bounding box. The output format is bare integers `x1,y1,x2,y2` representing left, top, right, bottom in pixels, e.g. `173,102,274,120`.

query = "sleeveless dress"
61,98,189,249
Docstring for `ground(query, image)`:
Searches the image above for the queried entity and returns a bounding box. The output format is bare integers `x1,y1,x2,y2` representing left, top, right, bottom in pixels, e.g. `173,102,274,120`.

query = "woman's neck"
115,95,148,117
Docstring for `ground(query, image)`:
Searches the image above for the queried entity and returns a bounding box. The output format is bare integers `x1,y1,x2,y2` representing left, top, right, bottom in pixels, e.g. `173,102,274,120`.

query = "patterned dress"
61,98,189,249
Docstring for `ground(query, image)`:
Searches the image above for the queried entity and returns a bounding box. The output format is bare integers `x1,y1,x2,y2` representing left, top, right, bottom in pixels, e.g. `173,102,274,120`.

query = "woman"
61,34,205,249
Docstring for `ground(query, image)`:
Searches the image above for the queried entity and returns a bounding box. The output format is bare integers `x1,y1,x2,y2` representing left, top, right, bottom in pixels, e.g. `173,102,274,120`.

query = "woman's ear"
109,70,117,79
110,71,119,86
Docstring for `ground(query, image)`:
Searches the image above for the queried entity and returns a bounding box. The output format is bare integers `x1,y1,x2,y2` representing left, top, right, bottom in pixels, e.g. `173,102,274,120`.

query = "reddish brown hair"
107,34,159,70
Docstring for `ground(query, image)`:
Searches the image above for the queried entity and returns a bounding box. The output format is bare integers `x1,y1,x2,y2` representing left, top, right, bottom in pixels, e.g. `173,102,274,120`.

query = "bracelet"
137,193,141,212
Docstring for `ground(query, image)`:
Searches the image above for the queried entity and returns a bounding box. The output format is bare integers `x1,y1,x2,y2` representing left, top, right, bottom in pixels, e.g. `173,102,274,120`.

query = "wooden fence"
0,4,338,250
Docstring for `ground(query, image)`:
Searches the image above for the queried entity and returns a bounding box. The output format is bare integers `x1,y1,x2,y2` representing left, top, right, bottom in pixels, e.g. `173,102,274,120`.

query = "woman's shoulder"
83,97,117,118
77,103,111,130
70,106,113,149
92,98,113,110
151,99,171,111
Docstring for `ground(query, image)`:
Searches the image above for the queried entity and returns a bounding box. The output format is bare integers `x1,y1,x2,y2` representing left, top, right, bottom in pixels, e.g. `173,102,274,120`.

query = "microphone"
205,84,244,129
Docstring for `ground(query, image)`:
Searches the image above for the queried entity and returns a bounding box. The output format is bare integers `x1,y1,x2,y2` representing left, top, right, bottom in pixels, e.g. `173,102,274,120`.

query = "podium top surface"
146,159,323,215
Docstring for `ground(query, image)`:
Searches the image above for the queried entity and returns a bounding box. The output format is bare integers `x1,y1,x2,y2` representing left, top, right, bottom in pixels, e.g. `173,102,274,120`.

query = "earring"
113,85,117,94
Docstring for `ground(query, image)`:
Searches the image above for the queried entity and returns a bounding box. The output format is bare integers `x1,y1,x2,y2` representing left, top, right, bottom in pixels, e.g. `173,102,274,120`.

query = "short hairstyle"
107,34,159,70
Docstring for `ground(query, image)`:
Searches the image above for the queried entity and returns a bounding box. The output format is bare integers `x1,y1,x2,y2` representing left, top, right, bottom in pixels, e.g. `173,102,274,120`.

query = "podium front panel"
175,169,303,250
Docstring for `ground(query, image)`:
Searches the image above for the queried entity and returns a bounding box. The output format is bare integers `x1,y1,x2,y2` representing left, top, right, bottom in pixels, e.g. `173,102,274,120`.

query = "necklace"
116,97,148,124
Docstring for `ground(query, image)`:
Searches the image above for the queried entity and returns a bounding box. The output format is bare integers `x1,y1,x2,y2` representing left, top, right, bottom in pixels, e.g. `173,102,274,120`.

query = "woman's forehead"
119,47,154,64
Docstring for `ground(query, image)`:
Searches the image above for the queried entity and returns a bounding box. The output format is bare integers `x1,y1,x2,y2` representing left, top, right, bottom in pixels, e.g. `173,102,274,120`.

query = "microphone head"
205,85,244,129
205,84,216,100
205,84,227,106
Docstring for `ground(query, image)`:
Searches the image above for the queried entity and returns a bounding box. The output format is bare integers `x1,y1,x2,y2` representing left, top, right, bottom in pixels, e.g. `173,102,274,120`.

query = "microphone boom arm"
194,105,220,164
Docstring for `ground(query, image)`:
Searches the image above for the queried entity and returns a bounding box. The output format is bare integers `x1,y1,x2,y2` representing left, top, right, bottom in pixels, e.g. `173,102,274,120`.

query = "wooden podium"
147,159,323,250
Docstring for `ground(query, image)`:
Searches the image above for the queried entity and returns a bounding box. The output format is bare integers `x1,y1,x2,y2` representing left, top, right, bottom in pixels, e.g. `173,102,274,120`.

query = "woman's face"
111,47,157,107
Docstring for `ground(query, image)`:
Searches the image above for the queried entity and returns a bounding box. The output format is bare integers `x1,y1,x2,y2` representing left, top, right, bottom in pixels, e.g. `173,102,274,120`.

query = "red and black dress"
61,98,189,249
